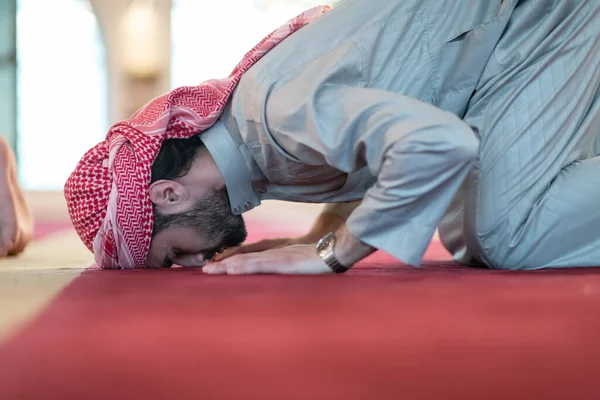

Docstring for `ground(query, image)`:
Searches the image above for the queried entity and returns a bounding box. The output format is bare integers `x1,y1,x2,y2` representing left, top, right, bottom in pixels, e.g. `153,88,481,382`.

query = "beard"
153,188,247,259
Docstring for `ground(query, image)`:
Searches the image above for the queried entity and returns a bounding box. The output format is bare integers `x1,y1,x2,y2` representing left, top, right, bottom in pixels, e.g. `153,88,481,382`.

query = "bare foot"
0,136,33,257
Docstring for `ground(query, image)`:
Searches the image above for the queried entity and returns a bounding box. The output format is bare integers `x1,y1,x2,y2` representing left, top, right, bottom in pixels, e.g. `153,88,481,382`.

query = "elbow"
443,121,479,166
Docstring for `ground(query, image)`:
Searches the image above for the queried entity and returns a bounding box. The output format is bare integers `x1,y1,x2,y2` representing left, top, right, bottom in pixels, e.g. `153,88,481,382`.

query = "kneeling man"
66,0,600,273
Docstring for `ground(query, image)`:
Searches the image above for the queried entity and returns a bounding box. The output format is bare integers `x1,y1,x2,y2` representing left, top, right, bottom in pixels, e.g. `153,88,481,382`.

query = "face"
146,189,247,268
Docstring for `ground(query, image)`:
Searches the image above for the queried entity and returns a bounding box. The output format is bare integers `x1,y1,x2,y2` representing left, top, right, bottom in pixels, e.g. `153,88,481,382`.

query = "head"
146,135,247,268
64,6,328,269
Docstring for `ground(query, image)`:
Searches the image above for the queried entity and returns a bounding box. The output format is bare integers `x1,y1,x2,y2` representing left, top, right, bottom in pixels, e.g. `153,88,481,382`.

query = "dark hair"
151,135,205,237
150,135,248,252
151,135,205,183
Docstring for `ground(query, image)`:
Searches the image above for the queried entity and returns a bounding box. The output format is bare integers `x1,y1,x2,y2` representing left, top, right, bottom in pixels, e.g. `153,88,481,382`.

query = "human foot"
0,136,33,257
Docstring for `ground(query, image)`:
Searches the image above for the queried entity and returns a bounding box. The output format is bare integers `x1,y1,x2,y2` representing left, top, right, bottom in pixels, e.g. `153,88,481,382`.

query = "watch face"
317,233,334,253
316,238,329,252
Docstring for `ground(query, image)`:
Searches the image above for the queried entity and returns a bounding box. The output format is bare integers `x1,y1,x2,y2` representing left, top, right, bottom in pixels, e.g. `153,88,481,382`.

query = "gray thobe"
203,0,600,269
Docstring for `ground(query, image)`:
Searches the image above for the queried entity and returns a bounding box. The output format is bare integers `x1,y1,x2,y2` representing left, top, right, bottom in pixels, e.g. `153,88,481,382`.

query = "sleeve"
264,73,478,267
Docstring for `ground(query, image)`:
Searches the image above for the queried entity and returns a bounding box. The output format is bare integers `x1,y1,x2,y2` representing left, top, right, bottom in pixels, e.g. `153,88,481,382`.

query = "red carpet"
1,227,599,399
33,221,74,240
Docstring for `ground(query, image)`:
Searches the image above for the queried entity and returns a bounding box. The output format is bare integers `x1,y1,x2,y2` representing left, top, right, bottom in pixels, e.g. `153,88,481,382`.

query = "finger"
224,247,332,275
213,247,246,262
203,253,257,274
173,253,206,268
205,254,269,275
225,258,271,275
202,261,229,274
230,252,294,275
214,239,288,261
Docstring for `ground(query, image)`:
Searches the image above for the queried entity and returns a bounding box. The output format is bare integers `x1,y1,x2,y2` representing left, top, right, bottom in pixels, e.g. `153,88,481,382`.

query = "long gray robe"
210,0,599,269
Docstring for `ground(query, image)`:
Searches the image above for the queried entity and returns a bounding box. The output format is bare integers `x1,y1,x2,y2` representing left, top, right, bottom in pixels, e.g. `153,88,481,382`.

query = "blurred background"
0,0,342,191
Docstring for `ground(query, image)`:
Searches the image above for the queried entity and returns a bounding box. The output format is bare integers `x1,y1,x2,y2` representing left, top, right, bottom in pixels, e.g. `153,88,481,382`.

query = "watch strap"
324,255,350,274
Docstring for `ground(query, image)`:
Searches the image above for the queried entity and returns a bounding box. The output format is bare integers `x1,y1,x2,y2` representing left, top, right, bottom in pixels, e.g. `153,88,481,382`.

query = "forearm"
334,224,376,267
303,211,346,242
316,203,375,267
321,201,361,221
304,201,362,242
346,123,477,265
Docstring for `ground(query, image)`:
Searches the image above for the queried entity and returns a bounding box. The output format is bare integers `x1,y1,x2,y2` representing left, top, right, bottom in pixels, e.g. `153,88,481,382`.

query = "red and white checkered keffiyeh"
64,5,330,269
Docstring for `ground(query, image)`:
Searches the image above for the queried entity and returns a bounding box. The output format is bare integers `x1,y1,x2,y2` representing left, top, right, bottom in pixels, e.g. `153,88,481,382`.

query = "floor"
1,192,599,400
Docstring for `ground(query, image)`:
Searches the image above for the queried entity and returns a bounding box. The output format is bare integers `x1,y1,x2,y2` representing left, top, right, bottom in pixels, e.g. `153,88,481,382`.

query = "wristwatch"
316,232,350,273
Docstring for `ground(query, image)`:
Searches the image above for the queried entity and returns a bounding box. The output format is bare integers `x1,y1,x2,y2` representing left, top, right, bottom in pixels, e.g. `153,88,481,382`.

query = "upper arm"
266,81,475,177
262,41,368,171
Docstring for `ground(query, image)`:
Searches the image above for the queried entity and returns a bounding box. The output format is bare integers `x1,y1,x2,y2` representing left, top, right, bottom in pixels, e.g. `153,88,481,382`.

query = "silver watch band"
316,232,350,273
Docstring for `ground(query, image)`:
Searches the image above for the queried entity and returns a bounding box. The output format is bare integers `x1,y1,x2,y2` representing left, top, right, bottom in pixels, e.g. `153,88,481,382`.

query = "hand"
213,236,316,262
203,244,333,275
213,209,349,262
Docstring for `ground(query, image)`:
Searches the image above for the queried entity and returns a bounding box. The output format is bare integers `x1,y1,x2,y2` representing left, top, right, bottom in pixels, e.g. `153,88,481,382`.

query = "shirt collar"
200,119,262,215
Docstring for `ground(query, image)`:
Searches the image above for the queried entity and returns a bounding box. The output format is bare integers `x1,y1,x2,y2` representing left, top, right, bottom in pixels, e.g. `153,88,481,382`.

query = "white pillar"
90,0,172,123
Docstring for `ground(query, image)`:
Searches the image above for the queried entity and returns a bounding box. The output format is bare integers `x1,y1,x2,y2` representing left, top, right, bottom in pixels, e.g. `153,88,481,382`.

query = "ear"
149,180,189,211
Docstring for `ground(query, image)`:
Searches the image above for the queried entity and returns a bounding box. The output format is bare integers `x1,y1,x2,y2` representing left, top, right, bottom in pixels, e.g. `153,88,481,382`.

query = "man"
0,136,33,257
66,0,599,274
